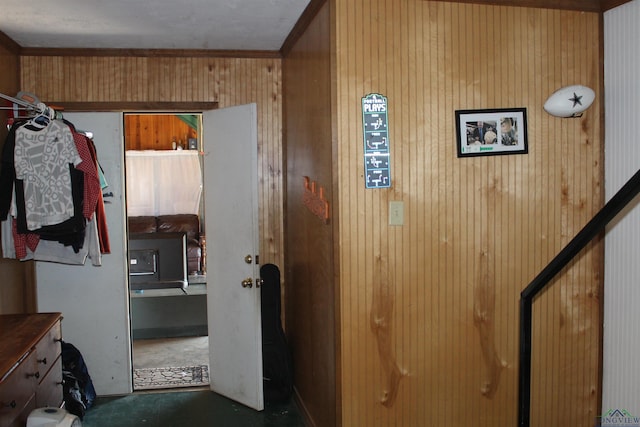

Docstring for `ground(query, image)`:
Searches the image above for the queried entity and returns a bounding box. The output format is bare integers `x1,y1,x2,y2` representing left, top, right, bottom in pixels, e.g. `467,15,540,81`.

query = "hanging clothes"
0,120,23,220
0,108,110,266
86,139,111,254
14,118,81,230
64,119,102,220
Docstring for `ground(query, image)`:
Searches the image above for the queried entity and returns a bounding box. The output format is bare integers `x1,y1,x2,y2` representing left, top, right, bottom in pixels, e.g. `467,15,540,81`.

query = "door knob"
244,255,253,264
241,278,253,288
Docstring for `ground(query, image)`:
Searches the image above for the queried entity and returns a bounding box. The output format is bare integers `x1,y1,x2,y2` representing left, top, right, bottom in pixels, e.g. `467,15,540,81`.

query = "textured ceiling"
0,0,311,50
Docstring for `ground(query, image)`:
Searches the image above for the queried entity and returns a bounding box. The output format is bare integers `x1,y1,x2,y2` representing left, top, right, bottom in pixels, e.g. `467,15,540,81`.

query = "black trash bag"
62,342,96,419
260,264,294,404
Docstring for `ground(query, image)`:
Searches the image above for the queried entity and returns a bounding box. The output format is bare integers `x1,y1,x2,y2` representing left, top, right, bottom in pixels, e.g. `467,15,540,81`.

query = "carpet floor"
83,337,304,426
81,389,306,427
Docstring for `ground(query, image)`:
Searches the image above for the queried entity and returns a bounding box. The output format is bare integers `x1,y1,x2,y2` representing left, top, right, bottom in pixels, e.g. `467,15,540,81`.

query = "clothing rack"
0,91,60,126
1,98,110,266
0,91,46,114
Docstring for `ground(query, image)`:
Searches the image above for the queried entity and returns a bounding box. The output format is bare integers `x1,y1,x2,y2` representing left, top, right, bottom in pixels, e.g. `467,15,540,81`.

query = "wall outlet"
389,201,404,226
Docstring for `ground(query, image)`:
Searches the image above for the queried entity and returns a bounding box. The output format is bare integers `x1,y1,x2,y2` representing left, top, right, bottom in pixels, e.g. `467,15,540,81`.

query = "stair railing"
518,168,640,427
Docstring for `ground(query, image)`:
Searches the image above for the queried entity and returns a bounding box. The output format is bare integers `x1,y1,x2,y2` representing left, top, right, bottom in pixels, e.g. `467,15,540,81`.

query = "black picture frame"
455,108,528,157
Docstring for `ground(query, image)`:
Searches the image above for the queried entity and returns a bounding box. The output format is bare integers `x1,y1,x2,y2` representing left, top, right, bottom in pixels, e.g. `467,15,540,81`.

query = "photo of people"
465,120,498,145
456,108,528,157
500,116,518,146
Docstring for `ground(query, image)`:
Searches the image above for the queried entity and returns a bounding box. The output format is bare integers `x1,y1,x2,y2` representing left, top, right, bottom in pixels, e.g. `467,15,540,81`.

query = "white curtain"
125,150,202,216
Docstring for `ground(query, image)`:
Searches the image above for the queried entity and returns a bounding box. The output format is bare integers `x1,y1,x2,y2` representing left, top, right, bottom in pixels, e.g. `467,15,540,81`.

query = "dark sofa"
128,214,203,275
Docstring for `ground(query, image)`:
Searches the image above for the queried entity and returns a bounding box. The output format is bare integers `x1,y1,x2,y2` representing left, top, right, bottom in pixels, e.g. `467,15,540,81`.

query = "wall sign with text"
362,93,391,189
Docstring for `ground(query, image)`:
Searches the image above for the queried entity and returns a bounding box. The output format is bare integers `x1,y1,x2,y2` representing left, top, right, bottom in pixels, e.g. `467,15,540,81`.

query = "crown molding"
44,101,218,112
280,0,327,57
20,47,281,59
0,30,21,55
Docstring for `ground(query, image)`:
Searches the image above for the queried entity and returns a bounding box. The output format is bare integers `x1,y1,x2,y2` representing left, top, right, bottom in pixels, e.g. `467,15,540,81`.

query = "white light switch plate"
389,201,404,226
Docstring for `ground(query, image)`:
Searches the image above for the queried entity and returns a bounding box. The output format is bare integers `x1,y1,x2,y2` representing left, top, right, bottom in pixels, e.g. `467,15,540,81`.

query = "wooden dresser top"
0,312,62,381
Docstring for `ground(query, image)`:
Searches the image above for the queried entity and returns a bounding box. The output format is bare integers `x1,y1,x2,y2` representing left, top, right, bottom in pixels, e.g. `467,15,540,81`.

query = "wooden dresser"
0,313,63,427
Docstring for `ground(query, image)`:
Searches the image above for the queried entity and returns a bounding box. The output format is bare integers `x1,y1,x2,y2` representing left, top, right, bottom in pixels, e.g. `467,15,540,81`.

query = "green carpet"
82,389,305,427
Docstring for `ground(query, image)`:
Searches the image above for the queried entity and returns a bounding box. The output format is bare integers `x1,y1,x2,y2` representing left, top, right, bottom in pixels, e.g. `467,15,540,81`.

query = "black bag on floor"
62,341,96,419
260,263,294,404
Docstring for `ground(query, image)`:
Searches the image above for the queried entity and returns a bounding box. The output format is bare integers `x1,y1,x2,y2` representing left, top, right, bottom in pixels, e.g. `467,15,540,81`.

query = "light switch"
389,201,404,226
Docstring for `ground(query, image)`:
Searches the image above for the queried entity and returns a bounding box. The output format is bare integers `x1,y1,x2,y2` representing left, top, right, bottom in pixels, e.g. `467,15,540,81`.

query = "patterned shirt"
14,120,82,230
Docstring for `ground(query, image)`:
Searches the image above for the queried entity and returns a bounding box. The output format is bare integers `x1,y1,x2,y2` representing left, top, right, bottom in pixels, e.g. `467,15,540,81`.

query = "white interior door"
36,112,132,395
203,104,263,410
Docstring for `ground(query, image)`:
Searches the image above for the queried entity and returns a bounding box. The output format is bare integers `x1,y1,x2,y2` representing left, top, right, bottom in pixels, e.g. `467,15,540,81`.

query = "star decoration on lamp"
569,92,583,108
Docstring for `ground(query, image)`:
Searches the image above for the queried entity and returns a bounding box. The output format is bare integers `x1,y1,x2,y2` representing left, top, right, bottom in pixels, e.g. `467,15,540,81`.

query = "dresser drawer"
2,395,35,427
0,352,39,427
34,320,62,380
36,356,63,408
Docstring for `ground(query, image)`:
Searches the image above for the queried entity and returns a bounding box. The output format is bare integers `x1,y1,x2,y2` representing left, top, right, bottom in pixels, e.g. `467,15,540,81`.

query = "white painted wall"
36,112,132,396
603,0,640,415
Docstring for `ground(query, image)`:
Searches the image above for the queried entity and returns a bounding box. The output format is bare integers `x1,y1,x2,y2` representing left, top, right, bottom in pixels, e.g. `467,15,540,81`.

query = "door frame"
35,104,264,405
123,111,208,364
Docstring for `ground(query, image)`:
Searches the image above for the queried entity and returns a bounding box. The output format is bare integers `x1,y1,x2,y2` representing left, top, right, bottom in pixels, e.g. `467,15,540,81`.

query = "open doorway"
35,106,263,404
123,113,209,391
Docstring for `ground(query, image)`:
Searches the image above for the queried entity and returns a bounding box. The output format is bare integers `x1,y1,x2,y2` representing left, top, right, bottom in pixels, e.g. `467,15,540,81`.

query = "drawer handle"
38,357,47,365
26,371,40,379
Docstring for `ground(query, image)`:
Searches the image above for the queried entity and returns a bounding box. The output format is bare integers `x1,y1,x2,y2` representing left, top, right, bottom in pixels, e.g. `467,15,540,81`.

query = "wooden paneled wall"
124,114,197,151
20,56,284,270
16,2,604,425
284,3,336,426
333,1,602,426
0,43,34,315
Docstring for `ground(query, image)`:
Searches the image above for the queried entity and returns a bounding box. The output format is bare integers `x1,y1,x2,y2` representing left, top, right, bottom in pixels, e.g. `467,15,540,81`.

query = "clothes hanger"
25,103,55,129
1,91,53,128
0,91,43,113
2,92,66,133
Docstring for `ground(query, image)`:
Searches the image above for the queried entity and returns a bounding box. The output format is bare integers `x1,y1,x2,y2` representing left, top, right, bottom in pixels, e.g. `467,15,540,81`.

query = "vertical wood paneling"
124,115,197,150
15,0,607,424
20,55,283,273
284,2,336,426
0,43,34,315
334,1,602,426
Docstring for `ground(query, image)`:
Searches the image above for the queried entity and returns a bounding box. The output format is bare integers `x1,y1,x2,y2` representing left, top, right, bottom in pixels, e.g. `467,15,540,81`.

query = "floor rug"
133,365,209,390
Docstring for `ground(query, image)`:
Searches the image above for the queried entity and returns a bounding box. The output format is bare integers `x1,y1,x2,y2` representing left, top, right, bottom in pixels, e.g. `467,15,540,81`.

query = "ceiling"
0,0,311,51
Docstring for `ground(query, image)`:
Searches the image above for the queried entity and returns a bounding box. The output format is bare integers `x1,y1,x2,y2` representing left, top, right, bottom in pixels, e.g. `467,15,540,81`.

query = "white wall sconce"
543,85,596,118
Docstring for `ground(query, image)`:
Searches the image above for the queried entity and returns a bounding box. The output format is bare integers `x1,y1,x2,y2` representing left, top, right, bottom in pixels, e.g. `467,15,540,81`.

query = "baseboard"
293,386,316,427
132,325,208,340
